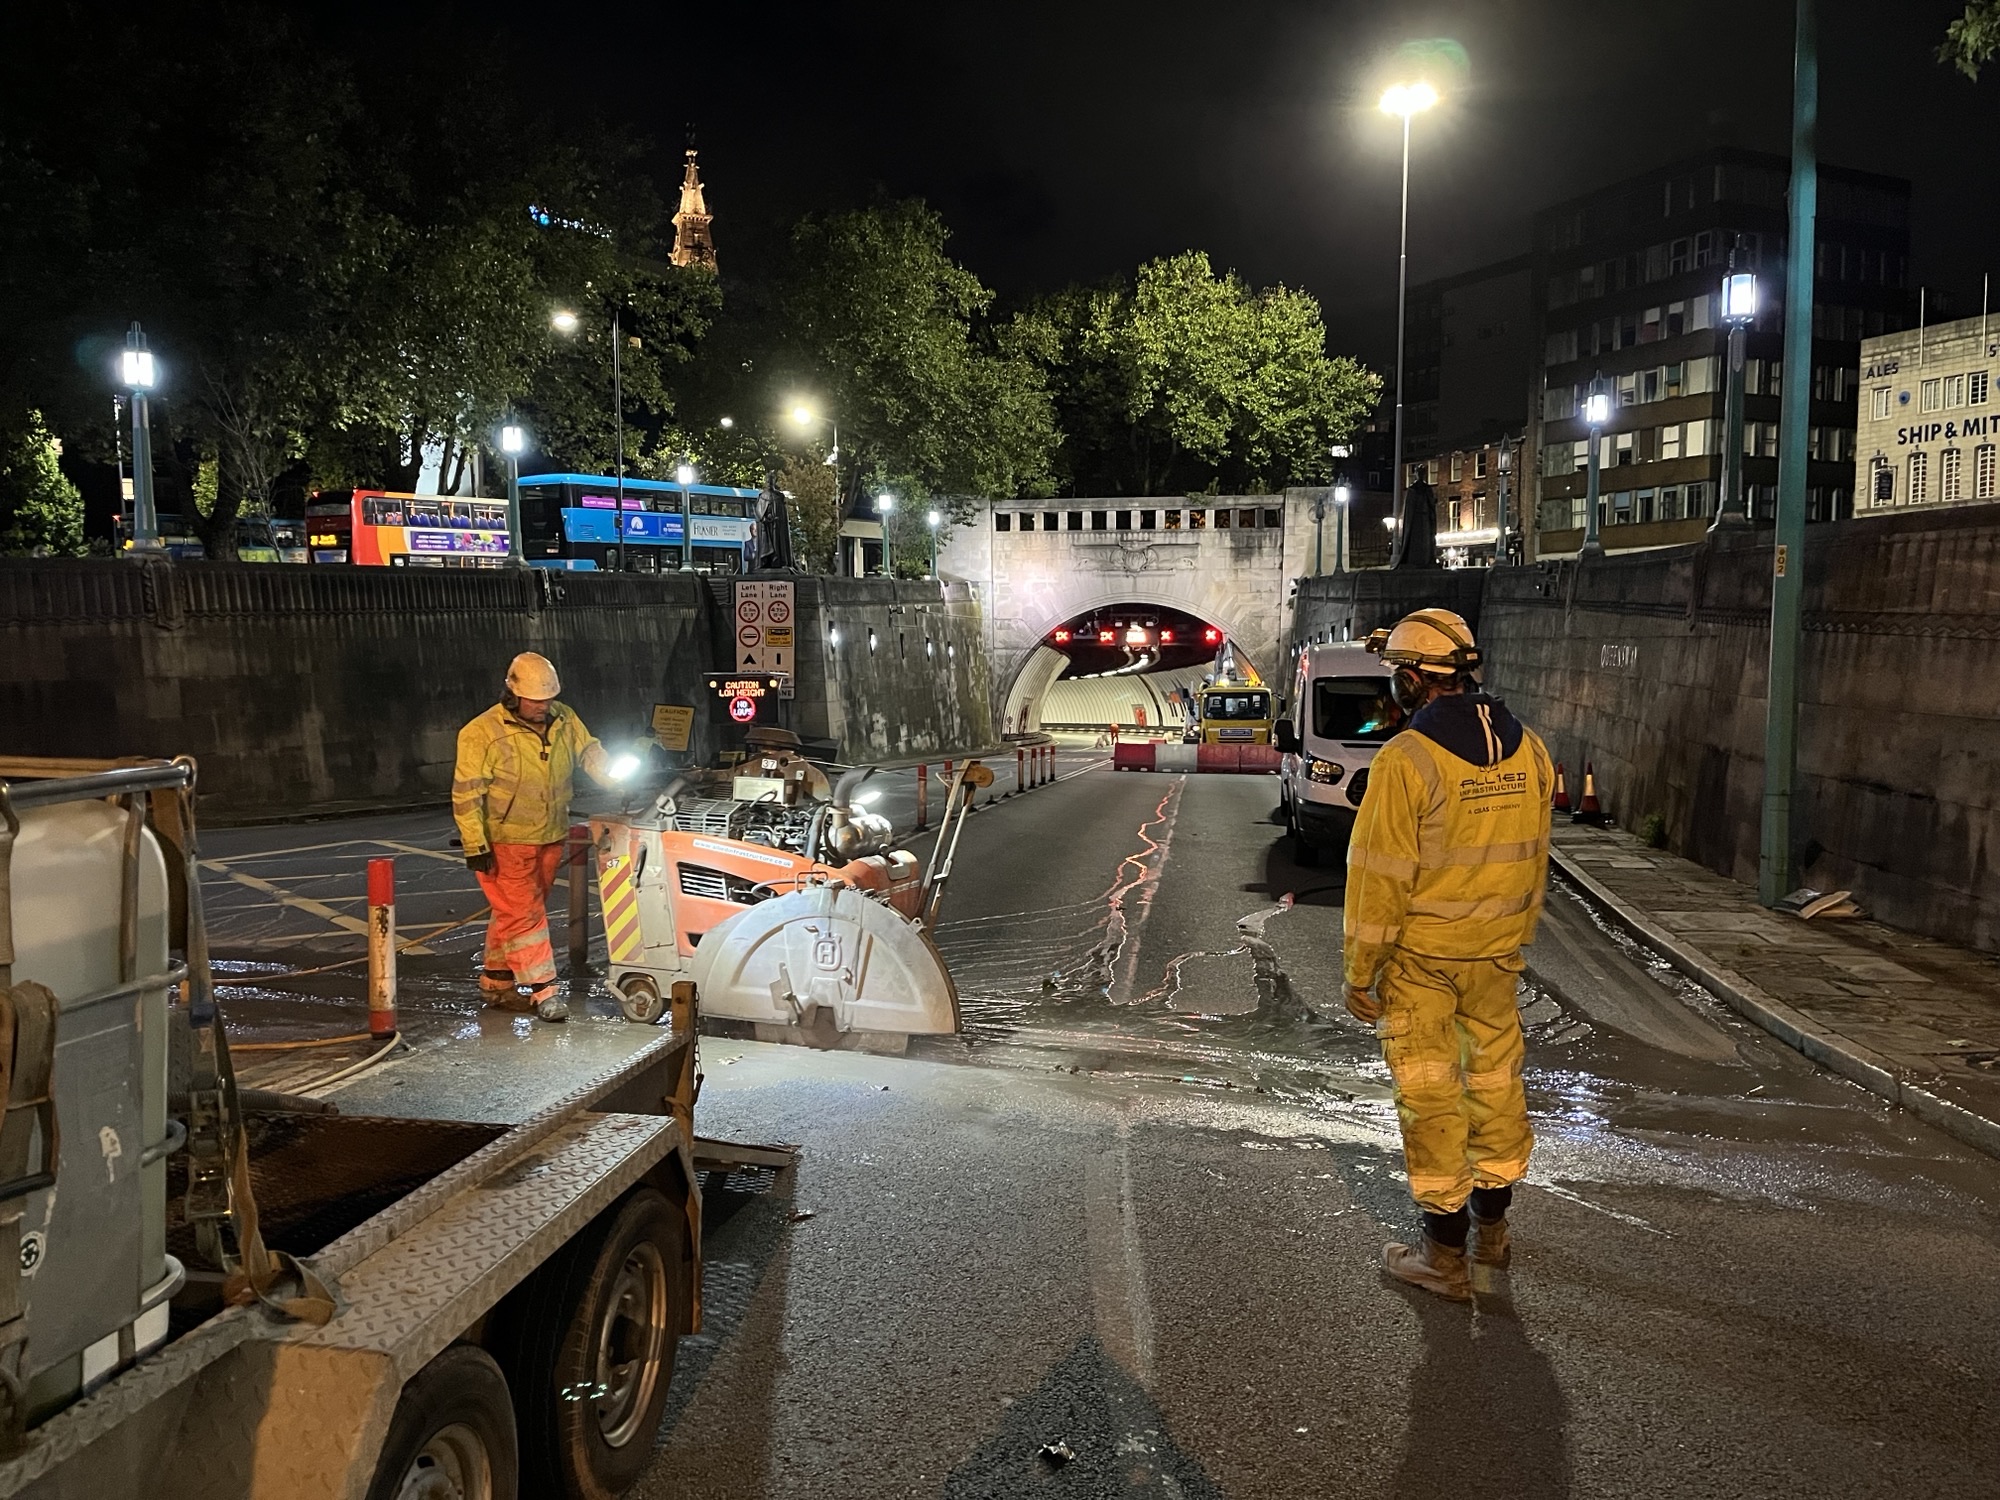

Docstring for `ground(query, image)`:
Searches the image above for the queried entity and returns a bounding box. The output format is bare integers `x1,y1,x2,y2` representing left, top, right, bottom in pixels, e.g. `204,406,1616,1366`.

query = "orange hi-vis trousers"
1376,951,1534,1215
476,842,564,989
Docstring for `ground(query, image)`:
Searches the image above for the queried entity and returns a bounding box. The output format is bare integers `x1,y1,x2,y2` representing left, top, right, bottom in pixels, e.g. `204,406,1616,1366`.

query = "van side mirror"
1274,721,1301,754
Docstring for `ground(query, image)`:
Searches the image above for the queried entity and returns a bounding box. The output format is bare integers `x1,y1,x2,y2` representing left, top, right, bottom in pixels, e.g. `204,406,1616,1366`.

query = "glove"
466,851,497,875
1344,984,1382,1024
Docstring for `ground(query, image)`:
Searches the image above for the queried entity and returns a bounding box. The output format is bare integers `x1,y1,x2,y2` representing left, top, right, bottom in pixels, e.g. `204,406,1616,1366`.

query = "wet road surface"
196,756,2000,1498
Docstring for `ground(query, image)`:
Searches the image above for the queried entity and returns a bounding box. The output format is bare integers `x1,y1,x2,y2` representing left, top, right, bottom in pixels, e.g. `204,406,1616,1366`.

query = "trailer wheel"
495,1187,688,1500
367,1344,518,1500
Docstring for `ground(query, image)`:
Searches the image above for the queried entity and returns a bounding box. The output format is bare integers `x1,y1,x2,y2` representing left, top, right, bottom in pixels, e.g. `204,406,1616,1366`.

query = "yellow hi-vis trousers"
1376,951,1534,1215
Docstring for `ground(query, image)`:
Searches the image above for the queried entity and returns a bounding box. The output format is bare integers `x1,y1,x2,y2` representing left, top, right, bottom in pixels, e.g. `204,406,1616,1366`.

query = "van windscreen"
1313,677,1401,742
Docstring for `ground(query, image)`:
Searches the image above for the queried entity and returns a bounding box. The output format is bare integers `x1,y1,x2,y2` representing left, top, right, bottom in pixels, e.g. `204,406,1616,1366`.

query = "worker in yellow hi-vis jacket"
453,652,618,1023
1343,608,1554,1301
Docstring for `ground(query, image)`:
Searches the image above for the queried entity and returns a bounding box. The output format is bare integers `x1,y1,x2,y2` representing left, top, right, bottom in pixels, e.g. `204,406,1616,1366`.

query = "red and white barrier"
366,856,397,1039
1112,740,1157,771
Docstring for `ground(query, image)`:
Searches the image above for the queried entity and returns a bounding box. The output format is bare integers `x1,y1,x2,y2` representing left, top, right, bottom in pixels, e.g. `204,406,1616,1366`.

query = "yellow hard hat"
1367,608,1480,676
505,651,562,698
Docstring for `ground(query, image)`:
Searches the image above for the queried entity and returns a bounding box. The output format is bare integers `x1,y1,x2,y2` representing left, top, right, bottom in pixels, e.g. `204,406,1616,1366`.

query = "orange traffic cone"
1552,762,1571,814
1571,762,1607,826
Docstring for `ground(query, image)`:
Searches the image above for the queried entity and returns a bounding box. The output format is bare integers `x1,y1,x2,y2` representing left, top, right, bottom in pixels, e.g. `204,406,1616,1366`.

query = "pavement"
1550,820,2000,1159
187,758,2000,1498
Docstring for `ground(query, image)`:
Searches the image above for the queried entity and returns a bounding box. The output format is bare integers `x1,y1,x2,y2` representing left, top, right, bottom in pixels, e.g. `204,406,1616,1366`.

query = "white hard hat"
505,651,562,699
1368,608,1481,677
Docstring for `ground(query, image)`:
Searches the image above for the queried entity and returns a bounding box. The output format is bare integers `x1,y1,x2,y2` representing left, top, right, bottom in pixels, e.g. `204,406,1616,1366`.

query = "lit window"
1449,453,1463,482
1942,447,1963,501
1909,450,1930,503
1872,387,1891,420
1921,379,1942,413
1972,371,1990,406
1660,424,1682,460
1977,444,1996,499
1944,374,1966,409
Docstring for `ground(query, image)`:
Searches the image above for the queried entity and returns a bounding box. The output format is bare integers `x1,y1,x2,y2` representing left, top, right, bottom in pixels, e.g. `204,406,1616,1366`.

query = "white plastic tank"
7,797,175,1418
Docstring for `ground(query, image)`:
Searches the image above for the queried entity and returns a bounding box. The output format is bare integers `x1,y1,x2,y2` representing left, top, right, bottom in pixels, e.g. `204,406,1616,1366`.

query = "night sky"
340,1,1994,370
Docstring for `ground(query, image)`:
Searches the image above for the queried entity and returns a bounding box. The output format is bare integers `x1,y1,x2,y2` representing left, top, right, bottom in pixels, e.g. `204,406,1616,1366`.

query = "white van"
1274,642,1402,865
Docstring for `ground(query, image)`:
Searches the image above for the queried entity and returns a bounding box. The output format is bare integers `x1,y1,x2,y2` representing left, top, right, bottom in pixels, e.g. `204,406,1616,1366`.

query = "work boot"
1382,1234,1472,1302
530,986,569,1023
1470,1214,1511,1267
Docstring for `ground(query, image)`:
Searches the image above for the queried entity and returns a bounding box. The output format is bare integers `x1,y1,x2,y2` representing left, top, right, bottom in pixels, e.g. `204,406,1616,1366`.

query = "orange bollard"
366,857,397,1038
1552,762,1571,814
1571,762,1607,826
916,762,929,831
566,823,592,975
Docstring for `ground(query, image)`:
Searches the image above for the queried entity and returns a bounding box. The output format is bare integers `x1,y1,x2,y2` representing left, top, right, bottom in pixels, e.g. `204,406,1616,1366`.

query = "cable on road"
229,1030,377,1052
293,1031,404,1095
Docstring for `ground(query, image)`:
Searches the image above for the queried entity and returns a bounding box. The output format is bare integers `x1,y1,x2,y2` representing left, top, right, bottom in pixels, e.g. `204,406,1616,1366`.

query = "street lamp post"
875,492,895,576
1580,387,1611,560
1333,484,1351,574
499,422,529,567
552,305,627,571
1496,441,1514,564
1380,80,1439,557
120,323,162,557
927,508,941,577
1713,268,1758,531
675,462,697,572
788,404,843,570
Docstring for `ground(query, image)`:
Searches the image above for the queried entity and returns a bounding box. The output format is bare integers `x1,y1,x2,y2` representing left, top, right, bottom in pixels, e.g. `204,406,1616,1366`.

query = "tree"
771,201,1057,518
774,454,841,573
0,412,84,555
1019,252,1380,496
1942,2,2000,77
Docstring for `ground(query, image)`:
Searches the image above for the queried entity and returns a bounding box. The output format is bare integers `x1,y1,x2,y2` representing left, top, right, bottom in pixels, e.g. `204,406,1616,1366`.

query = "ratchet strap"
0,981,61,1451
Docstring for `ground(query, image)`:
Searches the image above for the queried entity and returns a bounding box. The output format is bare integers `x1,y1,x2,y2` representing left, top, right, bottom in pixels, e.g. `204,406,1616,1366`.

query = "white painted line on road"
199,861,437,955
371,839,467,865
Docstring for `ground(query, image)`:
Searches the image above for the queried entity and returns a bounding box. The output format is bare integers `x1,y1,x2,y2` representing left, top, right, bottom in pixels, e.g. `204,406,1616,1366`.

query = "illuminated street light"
119,323,163,556
551,305,629,569
1378,80,1439,116
876,492,895,576
1333,483,1352,574
1581,385,1612,560
550,308,580,333
718,415,735,429
1379,76,1440,565
675,462,696,485
1713,268,1759,533
497,422,529,567
927,508,942,576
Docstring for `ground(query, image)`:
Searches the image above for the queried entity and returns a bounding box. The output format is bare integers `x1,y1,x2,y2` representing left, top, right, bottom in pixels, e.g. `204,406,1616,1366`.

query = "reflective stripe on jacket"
1342,721,1554,989
452,702,608,857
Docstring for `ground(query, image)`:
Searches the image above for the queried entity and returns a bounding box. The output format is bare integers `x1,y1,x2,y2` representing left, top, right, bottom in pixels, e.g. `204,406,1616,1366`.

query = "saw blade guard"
688,882,960,1037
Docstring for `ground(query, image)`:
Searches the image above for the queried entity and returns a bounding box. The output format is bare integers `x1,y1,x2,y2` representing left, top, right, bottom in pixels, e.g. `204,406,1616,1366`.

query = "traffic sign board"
737,599,762,623
728,695,757,723
737,623,762,649
734,580,796,698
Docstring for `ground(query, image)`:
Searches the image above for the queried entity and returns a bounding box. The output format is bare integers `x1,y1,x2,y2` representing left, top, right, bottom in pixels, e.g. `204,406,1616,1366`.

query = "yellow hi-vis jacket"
452,701,611,858
1343,718,1555,990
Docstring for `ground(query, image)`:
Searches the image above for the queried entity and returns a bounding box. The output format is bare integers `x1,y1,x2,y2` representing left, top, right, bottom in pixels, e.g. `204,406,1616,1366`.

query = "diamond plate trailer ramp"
0,1027,709,1500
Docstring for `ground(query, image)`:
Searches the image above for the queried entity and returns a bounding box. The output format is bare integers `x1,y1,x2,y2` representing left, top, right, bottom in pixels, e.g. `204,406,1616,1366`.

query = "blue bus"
516,473,761,573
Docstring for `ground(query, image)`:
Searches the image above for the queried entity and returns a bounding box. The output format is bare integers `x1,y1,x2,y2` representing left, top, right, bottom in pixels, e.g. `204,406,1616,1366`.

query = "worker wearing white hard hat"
452,652,617,1021
1345,608,1554,1300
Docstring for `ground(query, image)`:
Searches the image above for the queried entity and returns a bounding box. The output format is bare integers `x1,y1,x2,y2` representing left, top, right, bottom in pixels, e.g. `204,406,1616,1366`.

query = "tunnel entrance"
1002,602,1243,736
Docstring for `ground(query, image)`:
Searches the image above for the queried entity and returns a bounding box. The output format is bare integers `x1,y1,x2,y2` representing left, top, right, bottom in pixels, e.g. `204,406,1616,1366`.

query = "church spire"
671,135,717,271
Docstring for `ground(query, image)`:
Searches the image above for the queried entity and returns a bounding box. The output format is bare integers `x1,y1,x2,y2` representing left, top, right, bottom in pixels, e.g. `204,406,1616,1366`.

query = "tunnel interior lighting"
1098,629,1115,645
1160,629,1175,644
1202,627,1221,646
1053,628,1072,644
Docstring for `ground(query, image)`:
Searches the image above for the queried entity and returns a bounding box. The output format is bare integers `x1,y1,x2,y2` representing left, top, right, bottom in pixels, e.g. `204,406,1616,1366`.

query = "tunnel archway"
998,597,1260,735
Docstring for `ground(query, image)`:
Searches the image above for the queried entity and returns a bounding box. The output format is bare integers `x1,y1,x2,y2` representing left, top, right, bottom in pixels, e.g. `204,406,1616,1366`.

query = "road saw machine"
590,729,984,1050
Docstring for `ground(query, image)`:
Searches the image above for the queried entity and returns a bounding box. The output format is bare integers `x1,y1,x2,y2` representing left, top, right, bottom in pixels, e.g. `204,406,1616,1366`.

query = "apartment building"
1529,148,1912,556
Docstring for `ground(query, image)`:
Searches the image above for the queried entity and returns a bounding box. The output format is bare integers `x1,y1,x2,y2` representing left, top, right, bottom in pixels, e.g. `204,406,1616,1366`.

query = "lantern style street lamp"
120,323,162,556
1580,387,1612,559
1713,268,1759,531
499,422,529,567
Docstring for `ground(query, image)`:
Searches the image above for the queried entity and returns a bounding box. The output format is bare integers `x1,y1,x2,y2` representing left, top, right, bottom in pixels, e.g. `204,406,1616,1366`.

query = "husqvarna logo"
813,936,844,971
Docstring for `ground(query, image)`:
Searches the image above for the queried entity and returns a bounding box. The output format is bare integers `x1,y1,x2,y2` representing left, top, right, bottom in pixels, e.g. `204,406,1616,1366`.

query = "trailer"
0,757,719,1500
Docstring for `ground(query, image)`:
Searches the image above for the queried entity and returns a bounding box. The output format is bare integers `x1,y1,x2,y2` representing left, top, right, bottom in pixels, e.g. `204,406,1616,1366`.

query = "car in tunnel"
1274,643,1400,865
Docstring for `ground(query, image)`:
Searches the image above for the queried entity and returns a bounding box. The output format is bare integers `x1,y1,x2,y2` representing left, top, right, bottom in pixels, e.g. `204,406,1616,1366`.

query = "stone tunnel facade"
935,491,1328,732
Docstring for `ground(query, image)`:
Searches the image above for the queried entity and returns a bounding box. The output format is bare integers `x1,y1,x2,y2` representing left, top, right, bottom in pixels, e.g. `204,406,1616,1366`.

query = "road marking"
370,839,466,866
199,862,436,955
